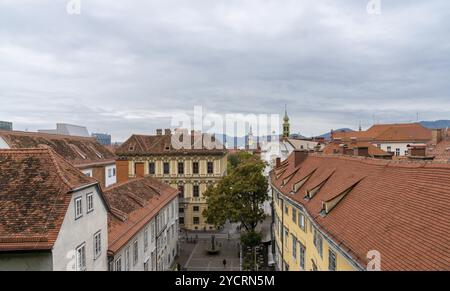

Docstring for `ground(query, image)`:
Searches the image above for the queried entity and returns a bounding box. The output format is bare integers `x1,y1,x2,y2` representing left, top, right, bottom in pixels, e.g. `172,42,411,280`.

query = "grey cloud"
0,0,449,141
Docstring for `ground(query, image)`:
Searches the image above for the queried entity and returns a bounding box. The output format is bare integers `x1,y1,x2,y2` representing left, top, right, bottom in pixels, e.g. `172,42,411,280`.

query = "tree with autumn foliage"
203,152,269,235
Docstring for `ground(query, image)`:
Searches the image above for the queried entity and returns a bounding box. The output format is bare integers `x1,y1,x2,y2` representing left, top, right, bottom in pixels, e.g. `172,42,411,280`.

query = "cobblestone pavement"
176,222,242,271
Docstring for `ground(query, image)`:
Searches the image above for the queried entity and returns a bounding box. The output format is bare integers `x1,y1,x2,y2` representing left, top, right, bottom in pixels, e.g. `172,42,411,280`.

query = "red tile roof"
116,133,227,156
0,130,116,168
271,152,450,271
104,176,178,254
333,123,432,143
0,148,98,251
323,141,391,157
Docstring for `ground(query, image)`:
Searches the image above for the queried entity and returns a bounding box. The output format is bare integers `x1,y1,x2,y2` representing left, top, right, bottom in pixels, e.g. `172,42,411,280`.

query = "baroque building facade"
115,129,228,231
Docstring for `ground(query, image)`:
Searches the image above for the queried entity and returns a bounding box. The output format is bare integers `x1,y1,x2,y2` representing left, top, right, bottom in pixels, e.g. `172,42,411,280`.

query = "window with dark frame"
125,247,130,271
207,161,214,174
299,243,306,270
292,235,297,260
178,162,184,174
193,217,200,225
192,162,199,174
86,193,94,213
313,228,323,258
193,206,199,212
163,162,170,174
193,185,200,197
115,257,122,271
133,241,138,266
149,162,155,175
329,249,337,271
144,227,149,252
93,231,101,259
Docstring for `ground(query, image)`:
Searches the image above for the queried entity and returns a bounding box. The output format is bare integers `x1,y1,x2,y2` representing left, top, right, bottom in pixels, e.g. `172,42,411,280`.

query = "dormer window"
89,145,104,159
321,177,364,215
292,169,316,193
282,169,299,186
70,144,87,159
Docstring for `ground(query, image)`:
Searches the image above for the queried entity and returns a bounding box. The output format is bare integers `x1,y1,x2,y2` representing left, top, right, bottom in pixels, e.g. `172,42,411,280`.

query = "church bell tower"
283,105,290,138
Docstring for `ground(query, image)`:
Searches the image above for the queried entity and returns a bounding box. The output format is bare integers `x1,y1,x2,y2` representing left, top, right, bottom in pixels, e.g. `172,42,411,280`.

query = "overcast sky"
1,0,449,141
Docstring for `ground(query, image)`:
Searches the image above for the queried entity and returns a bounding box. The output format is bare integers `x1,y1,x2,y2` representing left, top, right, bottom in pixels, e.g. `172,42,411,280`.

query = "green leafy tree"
203,153,269,233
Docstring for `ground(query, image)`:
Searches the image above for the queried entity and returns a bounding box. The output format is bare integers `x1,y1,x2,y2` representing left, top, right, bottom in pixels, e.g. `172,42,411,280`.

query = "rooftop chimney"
156,129,163,136
408,144,427,157
164,128,171,135
431,129,443,145
276,157,281,168
294,150,308,167
338,144,348,155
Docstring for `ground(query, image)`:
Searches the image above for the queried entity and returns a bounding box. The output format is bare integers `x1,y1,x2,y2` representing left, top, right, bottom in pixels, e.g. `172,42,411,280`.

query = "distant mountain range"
317,128,353,140
419,120,450,129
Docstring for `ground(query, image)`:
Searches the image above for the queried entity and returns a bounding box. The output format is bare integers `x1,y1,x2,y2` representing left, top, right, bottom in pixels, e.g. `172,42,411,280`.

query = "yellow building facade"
272,187,361,271
115,131,228,231
128,156,227,230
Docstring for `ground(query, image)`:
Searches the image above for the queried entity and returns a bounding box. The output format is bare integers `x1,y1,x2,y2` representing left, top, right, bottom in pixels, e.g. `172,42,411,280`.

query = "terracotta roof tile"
323,141,391,157
0,148,97,251
104,176,178,254
271,152,450,271
333,123,432,143
0,130,116,168
116,133,227,156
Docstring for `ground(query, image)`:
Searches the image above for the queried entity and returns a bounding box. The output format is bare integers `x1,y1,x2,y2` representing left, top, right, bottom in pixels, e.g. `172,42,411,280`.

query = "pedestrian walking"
223,259,227,268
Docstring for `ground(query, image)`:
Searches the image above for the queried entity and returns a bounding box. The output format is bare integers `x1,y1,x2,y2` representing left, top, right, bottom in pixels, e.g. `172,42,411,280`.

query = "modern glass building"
0,121,13,131
92,133,112,146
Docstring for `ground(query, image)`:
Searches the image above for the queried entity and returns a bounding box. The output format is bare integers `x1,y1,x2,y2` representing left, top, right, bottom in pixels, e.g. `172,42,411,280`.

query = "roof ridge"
313,153,450,169
0,147,82,190
45,148,77,190
104,177,145,191
0,130,96,141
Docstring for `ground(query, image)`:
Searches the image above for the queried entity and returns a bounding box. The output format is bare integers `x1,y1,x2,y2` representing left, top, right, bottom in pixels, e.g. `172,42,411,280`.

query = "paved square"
176,223,242,271
179,238,241,271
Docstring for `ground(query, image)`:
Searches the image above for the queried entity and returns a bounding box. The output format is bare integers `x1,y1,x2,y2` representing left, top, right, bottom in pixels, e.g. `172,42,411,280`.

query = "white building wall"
373,142,412,156
105,165,117,187
52,185,109,271
111,197,179,271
